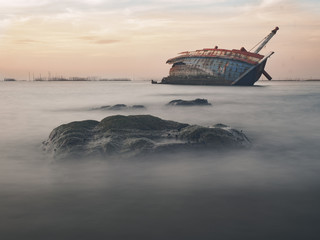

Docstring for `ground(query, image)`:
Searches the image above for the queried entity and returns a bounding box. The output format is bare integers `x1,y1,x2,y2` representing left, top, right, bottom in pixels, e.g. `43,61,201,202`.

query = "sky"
0,0,319,80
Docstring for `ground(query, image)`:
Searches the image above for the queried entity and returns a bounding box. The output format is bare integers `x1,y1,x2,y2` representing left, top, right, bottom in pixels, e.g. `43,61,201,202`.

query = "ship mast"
253,27,279,54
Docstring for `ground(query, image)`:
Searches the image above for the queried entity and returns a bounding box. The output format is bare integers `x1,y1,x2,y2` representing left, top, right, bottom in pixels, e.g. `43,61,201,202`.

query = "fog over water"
1,81,320,239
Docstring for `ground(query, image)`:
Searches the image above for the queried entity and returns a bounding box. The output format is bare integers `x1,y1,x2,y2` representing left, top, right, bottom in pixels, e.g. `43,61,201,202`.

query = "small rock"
109,104,127,110
100,105,111,109
132,105,145,109
167,98,211,106
94,104,146,111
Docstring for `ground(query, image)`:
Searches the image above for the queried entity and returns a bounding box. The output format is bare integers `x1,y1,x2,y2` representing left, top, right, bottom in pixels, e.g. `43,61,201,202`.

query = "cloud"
95,39,120,44
0,0,49,8
14,39,43,44
260,0,283,7
80,36,120,44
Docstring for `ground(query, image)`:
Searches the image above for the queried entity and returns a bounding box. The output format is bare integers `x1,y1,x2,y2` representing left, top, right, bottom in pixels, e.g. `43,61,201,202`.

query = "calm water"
1,80,320,239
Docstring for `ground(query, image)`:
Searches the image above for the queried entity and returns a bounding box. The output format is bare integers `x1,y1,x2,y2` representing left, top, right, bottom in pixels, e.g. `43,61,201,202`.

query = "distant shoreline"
2,79,320,82
34,78,132,82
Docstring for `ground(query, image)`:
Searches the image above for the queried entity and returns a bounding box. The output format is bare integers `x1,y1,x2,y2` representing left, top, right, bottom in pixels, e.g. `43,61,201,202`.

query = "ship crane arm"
253,27,279,54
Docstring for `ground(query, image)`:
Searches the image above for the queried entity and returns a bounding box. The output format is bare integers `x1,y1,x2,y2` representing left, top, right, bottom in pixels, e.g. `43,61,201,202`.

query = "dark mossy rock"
167,98,211,106
179,125,249,147
43,115,250,160
97,115,187,131
42,120,99,159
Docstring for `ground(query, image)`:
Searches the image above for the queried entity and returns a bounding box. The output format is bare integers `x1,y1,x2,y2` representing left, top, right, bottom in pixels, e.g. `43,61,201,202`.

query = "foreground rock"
43,115,250,159
167,98,211,106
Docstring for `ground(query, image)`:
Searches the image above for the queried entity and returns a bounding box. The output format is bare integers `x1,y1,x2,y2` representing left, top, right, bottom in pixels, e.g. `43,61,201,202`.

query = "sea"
1,80,320,239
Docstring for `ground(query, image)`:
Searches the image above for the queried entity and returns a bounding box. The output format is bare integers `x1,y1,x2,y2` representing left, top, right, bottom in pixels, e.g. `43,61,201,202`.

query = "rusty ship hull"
161,27,279,86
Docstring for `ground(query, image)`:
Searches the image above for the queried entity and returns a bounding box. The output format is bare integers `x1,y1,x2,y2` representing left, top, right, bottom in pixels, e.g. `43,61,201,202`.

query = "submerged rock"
108,104,127,110
167,98,211,106
93,104,146,111
43,115,250,160
132,105,145,109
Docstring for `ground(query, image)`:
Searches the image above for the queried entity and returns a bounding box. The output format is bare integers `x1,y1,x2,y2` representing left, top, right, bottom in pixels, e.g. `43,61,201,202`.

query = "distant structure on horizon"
33,77,131,82
160,27,279,86
4,78,16,82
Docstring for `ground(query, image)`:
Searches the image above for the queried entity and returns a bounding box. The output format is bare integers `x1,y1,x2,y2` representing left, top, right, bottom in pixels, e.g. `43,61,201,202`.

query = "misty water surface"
0,80,320,239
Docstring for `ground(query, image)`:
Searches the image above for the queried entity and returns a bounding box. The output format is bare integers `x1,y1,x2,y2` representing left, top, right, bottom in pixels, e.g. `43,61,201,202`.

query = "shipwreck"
161,27,279,86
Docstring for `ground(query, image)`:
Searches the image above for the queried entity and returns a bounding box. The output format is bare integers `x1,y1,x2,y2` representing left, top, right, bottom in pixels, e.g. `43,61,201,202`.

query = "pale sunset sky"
0,0,319,80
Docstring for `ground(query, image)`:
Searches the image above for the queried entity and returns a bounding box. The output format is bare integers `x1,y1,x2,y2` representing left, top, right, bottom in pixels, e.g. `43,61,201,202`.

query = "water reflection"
0,81,320,239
